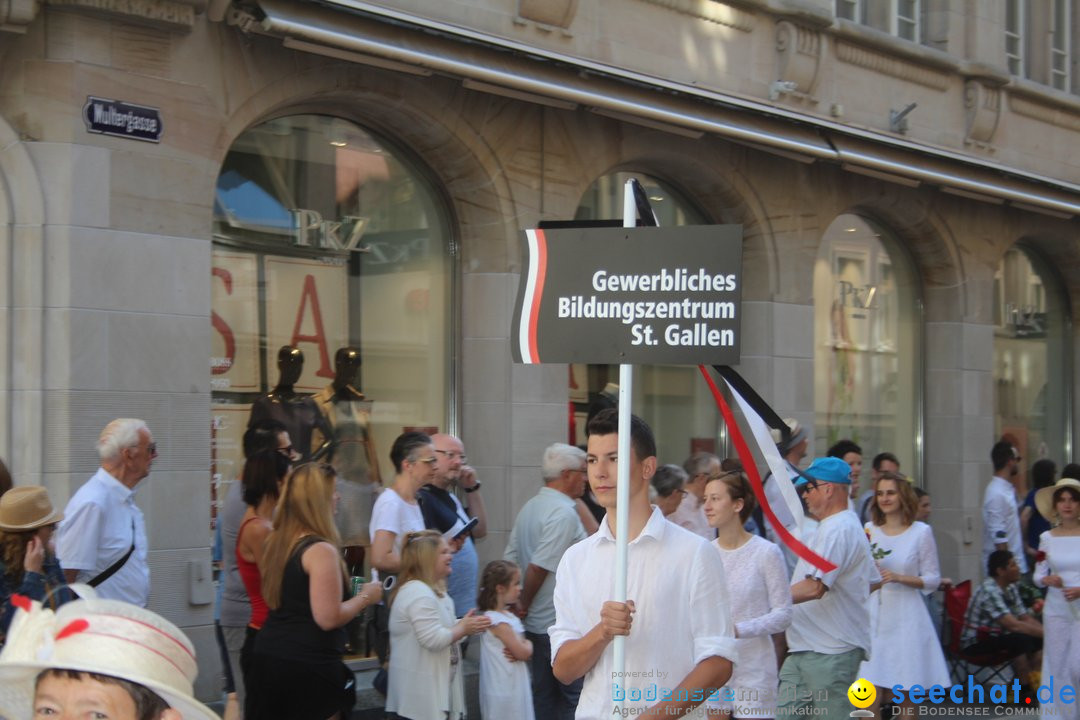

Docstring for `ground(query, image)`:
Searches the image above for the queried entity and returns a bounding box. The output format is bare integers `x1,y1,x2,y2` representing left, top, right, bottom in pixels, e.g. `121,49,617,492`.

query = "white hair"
541,443,586,482
97,418,150,461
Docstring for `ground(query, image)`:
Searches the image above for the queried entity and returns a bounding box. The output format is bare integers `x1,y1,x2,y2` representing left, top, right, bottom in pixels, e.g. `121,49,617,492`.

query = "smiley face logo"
847,678,876,709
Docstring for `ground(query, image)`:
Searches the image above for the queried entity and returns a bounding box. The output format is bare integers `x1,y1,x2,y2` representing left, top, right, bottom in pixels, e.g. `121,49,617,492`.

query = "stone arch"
0,114,46,479
1002,228,1080,325
213,54,523,274
843,197,969,322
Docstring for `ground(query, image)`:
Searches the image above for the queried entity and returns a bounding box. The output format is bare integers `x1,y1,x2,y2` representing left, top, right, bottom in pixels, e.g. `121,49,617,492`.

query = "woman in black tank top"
244,463,383,720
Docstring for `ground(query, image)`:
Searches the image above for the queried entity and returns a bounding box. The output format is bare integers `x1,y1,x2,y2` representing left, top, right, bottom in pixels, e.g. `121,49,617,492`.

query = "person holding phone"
0,486,73,638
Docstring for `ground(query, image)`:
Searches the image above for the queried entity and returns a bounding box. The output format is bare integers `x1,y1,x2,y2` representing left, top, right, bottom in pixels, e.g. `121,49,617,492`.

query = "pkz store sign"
83,97,163,143
291,210,369,253
511,225,743,365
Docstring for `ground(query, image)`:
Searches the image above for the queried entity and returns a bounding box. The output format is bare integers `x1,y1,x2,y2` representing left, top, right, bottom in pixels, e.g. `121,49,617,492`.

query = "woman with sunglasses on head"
1033,477,1080,720
0,486,73,638
857,472,949,720
245,463,383,720
386,530,491,720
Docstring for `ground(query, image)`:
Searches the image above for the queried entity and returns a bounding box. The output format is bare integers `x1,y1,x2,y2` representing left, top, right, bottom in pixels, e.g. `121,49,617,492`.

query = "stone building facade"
0,0,1078,699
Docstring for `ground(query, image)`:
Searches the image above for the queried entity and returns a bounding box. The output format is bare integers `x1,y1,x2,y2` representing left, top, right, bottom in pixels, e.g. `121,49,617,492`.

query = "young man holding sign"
550,408,737,718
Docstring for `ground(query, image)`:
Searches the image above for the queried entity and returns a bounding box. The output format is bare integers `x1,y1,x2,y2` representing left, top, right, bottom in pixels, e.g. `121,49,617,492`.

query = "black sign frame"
511,225,744,365
83,96,163,143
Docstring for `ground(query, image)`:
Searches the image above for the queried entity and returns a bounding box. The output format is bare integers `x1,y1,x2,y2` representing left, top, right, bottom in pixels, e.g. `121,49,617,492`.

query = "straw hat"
0,486,63,532
0,597,217,720
1035,477,1080,521
769,418,807,455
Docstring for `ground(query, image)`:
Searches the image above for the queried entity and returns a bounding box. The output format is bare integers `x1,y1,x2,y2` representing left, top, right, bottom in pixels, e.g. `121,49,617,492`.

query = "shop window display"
993,247,1070,469
210,115,452,595
813,214,920,475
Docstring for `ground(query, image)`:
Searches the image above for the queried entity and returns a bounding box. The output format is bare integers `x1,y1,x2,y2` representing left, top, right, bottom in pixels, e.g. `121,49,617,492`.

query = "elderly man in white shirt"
551,409,737,720
57,418,156,606
983,440,1027,574
779,456,881,720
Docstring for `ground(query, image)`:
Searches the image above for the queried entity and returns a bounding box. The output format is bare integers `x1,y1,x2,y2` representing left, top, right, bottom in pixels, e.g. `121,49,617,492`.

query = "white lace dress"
708,534,792,717
858,522,951,689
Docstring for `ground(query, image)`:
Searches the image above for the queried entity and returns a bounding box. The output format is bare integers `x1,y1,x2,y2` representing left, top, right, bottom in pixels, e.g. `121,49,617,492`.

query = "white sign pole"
612,181,636,701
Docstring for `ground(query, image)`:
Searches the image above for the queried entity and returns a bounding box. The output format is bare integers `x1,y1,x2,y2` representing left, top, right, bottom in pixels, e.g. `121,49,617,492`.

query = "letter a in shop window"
291,274,334,379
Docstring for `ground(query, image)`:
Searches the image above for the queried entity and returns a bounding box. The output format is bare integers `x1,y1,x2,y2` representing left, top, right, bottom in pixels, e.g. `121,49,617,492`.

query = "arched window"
993,246,1070,466
573,172,721,464
210,114,452,552
813,214,921,478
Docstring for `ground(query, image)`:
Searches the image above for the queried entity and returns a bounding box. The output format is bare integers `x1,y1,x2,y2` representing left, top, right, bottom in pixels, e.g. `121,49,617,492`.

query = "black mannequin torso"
248,346,330,462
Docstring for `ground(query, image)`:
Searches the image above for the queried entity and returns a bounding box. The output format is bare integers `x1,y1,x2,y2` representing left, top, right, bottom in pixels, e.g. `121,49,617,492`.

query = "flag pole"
611,181,636,701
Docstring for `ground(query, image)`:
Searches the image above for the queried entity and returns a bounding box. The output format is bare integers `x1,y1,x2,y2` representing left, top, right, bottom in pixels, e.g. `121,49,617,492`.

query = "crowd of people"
0,414,1077,720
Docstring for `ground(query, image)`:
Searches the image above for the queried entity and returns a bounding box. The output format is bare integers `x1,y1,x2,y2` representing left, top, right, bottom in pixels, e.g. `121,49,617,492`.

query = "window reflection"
993,247,1068,468
813,215,919,475
210,115,451,586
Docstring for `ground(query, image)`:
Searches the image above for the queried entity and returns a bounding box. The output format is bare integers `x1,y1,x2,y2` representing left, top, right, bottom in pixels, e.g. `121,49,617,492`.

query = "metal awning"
253,0,1080,218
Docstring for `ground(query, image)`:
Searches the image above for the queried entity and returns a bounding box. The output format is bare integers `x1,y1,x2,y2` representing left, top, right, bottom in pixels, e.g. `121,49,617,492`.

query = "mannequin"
313,347,382,548
247,346,329,463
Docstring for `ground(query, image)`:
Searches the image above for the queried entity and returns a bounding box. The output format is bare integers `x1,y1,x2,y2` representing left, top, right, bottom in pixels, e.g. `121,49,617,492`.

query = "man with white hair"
57,418,156,606
505,442,590,720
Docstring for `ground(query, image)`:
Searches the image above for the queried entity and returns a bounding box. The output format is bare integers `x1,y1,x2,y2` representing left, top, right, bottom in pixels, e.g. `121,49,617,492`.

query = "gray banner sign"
511,225,743,364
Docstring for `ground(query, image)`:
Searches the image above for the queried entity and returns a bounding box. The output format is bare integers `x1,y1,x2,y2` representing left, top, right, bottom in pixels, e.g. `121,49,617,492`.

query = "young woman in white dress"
858,473,950,719
703,471,792,719
1033,477,1080,720
477,560,534,720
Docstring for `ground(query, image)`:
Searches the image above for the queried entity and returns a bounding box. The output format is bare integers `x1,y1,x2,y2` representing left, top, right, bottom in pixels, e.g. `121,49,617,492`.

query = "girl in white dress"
477,560,535,720
703,471,792,719
1033,477,1080,720
858,473,950,719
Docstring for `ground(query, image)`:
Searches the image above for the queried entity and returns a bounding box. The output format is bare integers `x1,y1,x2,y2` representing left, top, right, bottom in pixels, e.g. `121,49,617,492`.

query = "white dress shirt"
982,475,1027,574
551,507,738,719
56,467,149,606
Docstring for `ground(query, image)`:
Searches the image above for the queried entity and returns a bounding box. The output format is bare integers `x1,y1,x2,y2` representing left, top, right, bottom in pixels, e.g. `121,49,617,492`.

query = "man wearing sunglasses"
777,456,880,720
57,418,157,607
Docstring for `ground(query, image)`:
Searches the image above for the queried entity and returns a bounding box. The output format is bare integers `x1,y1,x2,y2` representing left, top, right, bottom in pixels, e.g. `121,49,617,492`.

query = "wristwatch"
464,482,482,493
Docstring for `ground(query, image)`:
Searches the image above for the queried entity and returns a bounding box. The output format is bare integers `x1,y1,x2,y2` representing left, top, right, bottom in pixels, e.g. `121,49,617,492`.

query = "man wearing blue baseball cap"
777,457,881,720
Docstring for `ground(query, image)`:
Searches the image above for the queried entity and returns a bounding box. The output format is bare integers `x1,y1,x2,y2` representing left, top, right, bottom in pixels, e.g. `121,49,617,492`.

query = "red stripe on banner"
527,230,548,363
697,365,837,573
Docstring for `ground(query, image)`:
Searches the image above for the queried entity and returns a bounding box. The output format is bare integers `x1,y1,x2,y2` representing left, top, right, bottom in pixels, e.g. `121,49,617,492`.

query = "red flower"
1035,551,1047,564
